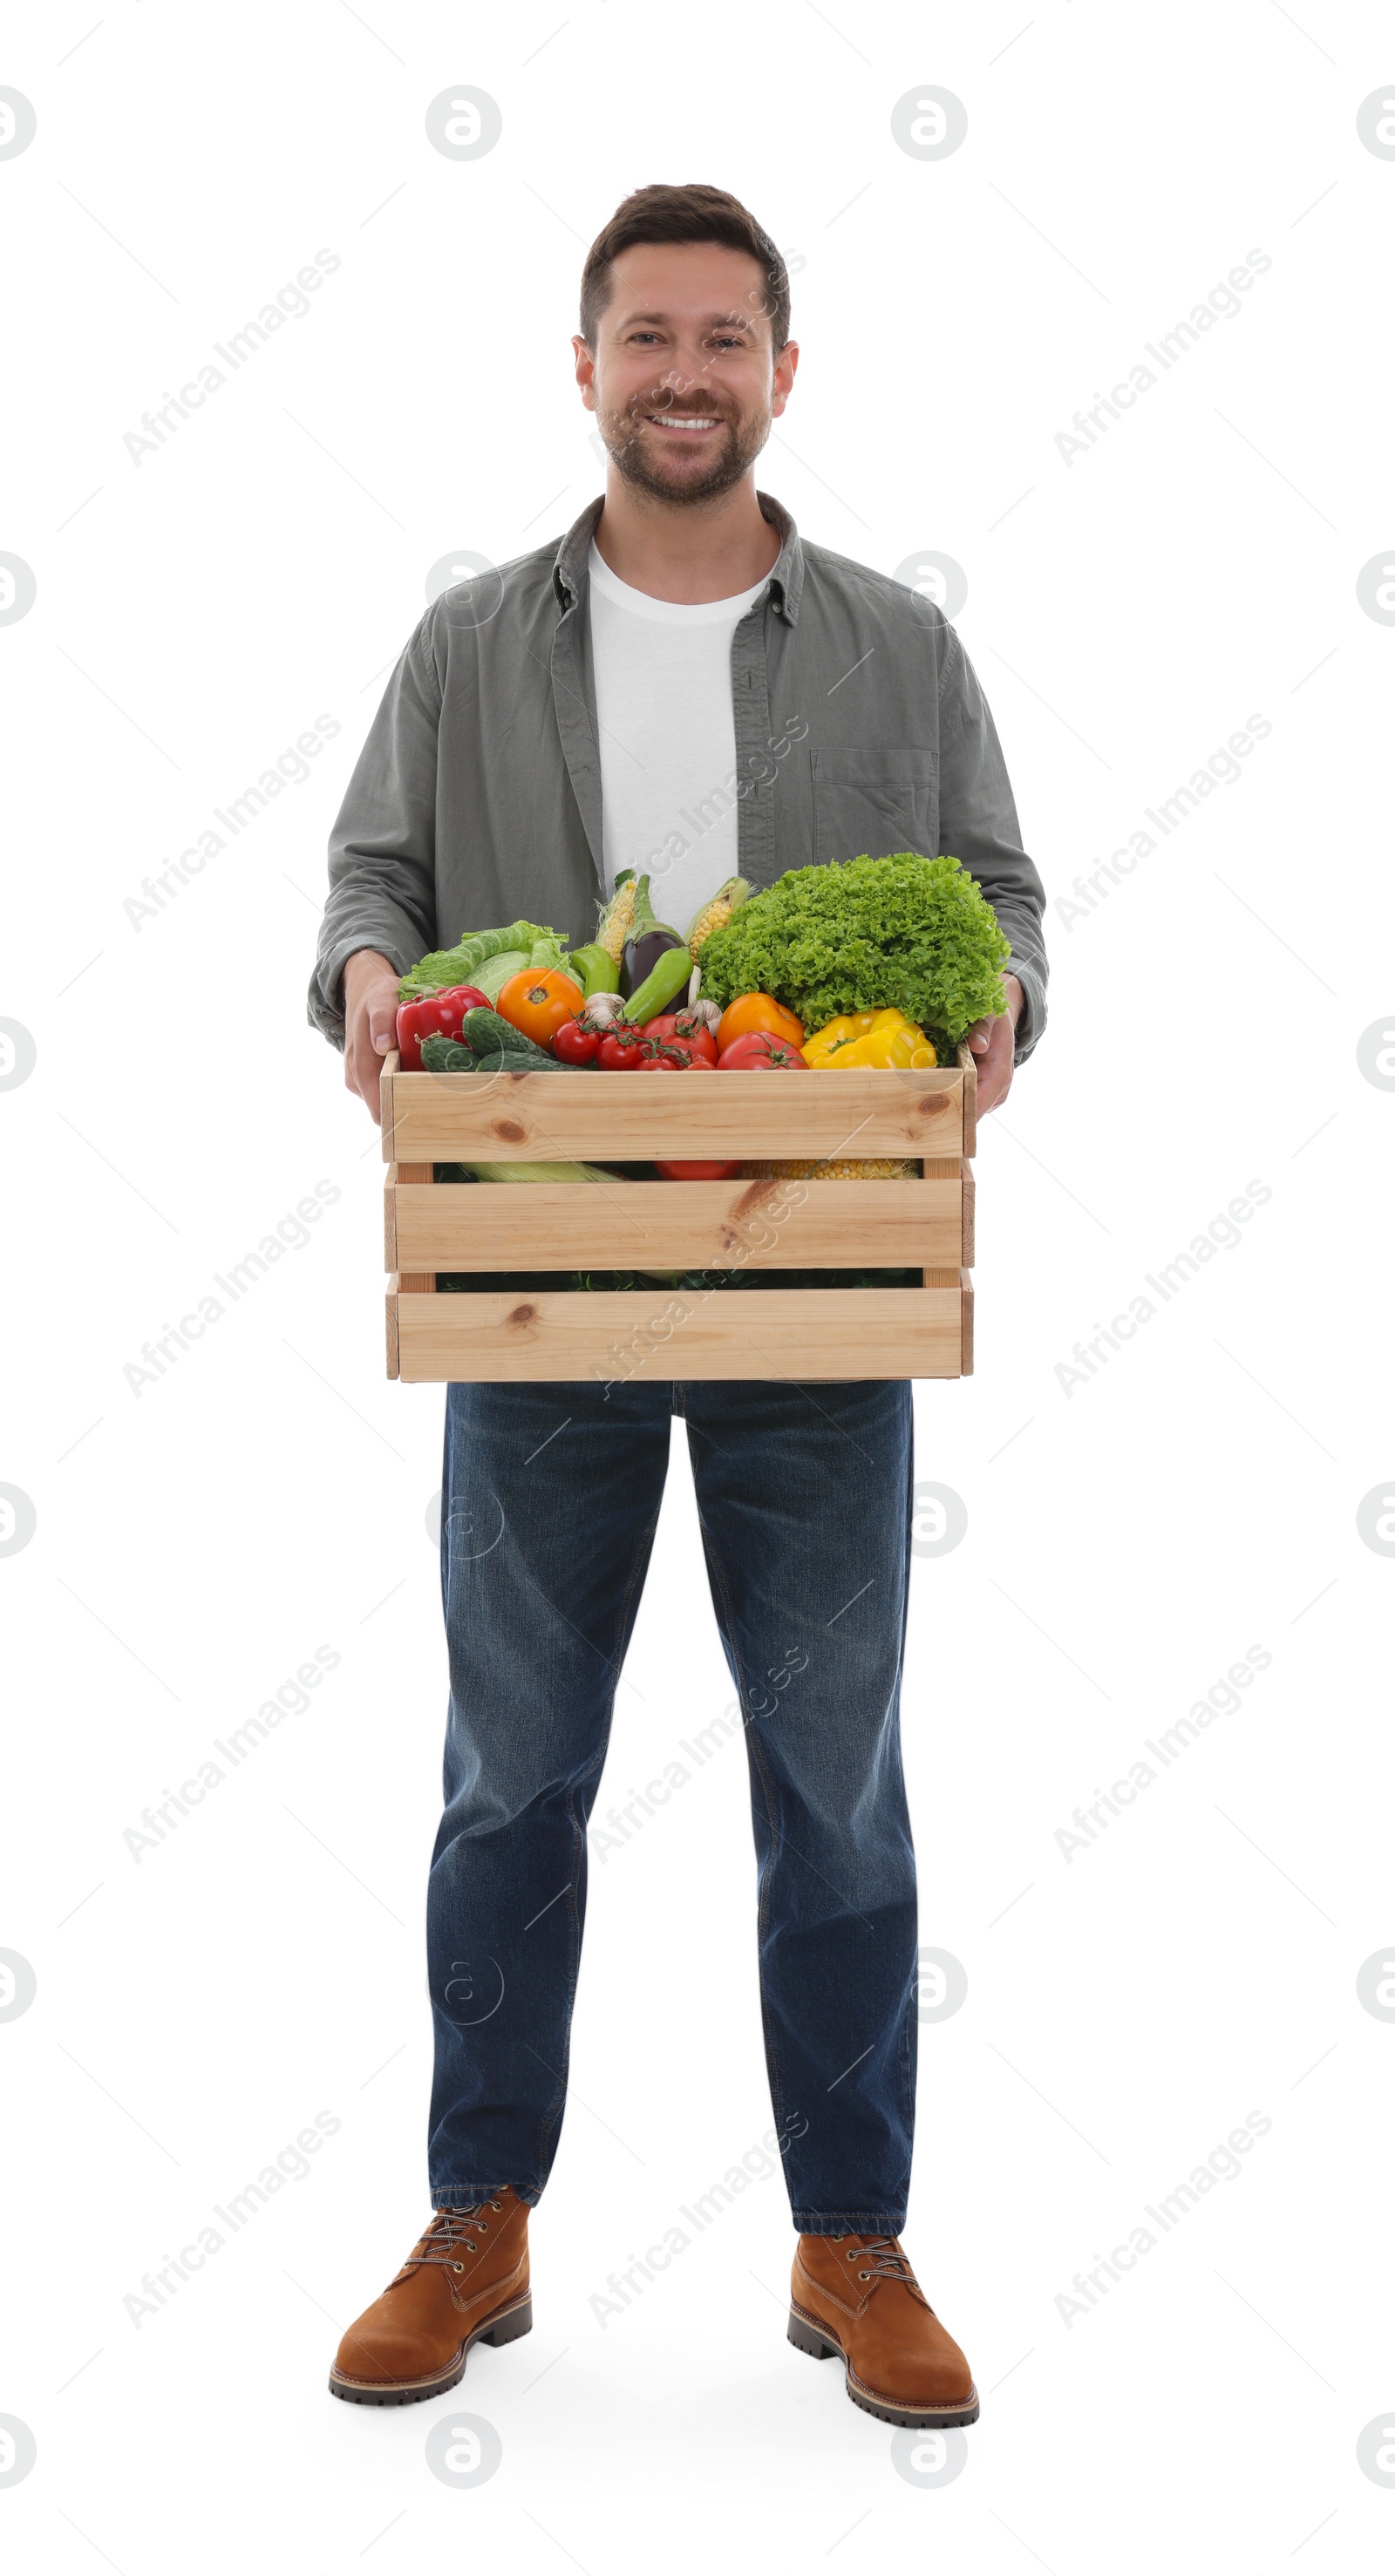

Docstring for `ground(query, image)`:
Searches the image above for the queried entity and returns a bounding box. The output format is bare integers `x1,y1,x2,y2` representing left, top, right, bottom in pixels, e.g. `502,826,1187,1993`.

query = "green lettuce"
697,853,1010,1047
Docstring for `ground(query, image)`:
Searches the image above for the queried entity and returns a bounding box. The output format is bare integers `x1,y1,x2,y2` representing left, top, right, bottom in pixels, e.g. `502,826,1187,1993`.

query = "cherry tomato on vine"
595,1024,650,1070
552,1017,601,1065
642,1012,718,1064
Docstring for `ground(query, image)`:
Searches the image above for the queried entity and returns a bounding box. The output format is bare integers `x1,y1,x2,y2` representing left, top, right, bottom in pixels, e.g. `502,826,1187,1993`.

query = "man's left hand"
963,973,1024,1116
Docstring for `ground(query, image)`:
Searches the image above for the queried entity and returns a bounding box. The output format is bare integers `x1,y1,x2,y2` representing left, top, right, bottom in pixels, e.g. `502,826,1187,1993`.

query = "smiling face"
575,240,797,506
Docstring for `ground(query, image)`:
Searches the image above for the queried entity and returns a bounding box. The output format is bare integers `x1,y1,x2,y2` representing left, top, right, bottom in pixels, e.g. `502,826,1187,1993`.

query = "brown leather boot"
328,2192,531,2405
788,2231,979,2427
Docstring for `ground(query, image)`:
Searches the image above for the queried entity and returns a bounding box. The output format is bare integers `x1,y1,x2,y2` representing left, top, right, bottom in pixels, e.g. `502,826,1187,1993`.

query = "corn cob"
684,874,752,958
739,1157,918,1181
595,869,637,965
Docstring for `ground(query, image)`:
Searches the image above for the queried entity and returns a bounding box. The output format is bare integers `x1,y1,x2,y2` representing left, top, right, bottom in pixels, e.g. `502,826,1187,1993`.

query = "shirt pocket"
810,747,939,867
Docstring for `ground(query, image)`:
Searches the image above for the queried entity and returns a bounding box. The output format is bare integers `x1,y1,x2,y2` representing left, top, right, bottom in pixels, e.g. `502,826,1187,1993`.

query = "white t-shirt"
588,540,769,932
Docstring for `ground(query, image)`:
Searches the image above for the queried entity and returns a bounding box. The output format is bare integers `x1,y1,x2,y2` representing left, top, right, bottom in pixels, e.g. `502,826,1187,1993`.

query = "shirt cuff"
308,925,419,1051
1005,955,1047,1064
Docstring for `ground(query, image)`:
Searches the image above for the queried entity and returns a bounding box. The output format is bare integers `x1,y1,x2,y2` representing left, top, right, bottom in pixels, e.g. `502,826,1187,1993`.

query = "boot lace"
406,2200,504,2274
843,2234,917,2285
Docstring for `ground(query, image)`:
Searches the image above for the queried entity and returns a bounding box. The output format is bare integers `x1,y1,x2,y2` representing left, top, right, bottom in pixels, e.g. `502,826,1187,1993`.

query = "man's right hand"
342,949,402,1125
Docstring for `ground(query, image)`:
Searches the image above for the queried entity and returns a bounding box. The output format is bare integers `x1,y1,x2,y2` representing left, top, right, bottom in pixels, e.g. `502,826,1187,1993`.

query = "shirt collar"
553,488,803,625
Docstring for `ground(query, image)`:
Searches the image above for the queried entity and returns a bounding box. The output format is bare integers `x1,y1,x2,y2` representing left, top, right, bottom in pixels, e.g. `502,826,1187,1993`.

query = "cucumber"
419,1035,477,1072
460,1007,561,1068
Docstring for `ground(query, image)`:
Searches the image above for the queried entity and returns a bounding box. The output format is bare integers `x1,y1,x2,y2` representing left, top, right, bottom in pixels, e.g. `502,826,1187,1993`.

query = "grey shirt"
310,493,1047,1057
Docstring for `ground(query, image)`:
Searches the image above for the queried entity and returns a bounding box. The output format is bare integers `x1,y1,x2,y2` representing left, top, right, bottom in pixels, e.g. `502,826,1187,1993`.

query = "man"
310,183,1046,2428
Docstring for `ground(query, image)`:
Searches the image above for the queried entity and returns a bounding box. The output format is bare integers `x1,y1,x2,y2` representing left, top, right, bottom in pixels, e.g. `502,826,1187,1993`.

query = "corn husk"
684,875,752,957
595,870,638,964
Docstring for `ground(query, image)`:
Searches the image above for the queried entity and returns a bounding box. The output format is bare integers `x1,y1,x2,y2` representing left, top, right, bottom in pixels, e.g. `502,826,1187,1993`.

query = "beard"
596,393,771,506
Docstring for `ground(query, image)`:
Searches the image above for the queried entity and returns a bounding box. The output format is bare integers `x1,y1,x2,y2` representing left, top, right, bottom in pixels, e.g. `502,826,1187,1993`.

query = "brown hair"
579,183,790,353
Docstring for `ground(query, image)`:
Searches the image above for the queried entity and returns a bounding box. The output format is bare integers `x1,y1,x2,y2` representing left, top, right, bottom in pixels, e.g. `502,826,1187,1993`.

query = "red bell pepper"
656,1158,740,1179
396,984,492,1071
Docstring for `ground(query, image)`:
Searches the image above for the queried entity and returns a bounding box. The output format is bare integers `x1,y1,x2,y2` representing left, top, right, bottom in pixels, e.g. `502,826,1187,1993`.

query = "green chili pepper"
566,941,622,998
623,943,698,1025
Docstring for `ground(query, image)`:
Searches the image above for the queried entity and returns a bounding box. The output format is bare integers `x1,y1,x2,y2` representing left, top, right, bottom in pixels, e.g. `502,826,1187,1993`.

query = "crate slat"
386,1172,964,1272
380,1062,966,1163
394,1160,433,1292
390,1282,966,1383
960,1043,977,1155
378,1049,981,1383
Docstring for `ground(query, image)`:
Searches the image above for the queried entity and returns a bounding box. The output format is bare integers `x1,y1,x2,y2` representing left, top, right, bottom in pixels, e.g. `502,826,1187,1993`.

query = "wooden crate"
382,1046,976,1384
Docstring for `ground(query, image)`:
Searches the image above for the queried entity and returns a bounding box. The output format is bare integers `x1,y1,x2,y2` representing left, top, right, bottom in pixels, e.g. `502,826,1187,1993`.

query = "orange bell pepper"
715,992,805,1054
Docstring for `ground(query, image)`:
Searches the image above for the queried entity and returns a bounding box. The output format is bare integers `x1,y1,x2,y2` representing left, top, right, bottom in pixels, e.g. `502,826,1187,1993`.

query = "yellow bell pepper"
801,1008,937,1070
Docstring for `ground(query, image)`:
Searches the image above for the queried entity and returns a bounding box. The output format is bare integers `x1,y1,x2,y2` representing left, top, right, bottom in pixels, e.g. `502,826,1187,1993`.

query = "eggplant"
620,873,688,998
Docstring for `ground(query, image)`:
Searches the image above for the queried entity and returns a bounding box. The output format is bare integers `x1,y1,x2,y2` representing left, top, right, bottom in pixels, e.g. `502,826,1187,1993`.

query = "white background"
3,1,1393,2566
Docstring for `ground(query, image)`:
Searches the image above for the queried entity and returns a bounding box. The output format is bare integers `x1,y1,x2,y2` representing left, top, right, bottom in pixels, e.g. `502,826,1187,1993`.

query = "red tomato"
651,1037,714,1069
717,1031,809,1071
642,1012,718,1064
715,993,804,1053
655,1159,739,1180
595,1024,650,1070
552,1017,600,1065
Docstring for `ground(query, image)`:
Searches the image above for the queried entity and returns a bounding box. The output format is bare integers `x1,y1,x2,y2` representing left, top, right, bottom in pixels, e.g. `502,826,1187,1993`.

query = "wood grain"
380,1050,400,1164
918,1155,975,1283
381,1064,966,1164
387,1172,965,1271
395,1161,433,1294
391,1282,967,1383
956,1042,977,1158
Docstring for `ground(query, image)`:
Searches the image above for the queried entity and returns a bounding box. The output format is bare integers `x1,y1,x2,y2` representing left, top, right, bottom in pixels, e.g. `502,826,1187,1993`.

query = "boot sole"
328,2293,533,2406
787,2301,980,2429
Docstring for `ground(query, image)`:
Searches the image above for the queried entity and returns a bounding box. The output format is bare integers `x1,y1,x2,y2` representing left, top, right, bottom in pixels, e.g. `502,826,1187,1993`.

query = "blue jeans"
429,1375,918,2233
